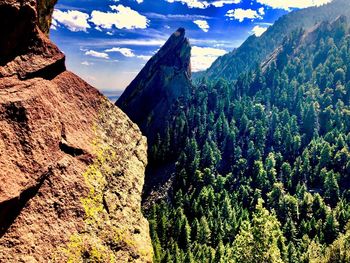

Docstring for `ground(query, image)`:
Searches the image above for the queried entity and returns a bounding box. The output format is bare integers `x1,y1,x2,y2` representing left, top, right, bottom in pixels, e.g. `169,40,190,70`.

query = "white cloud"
252,25,268,37
193,20,210,32
258,7,265,15
85,50,110,59
90,5,149,30
166,0,241,9
256,0,333,10
166,0,208,8
137,55,152,61
75,37,241,50
211,0,241,7
51,19,58,30
105,47,136,57
52,9,90,32
81,61,94,66
103,47,152,61
191,46,227,72
225,8,263,22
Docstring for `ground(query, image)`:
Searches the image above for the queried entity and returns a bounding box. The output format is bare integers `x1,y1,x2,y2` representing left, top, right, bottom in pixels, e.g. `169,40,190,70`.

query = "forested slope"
147,15,350,263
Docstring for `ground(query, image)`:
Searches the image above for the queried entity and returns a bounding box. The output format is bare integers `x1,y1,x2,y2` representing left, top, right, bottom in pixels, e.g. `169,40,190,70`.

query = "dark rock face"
37,0,58,35
0,0,65,79
116,28,192,142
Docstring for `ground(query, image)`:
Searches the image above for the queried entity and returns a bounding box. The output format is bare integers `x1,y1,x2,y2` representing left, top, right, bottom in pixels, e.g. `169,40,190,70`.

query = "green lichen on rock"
56,98,153,263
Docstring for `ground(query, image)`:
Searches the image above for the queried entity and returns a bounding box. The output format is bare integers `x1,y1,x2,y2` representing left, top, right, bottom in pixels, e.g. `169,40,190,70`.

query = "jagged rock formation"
0,0,153,262
116,28,192,205
116,28,192,143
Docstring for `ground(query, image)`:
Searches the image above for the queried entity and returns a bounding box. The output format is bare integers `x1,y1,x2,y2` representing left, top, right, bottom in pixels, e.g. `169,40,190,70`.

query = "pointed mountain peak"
116,28,192,140
147,27,191,77
175,27,185,36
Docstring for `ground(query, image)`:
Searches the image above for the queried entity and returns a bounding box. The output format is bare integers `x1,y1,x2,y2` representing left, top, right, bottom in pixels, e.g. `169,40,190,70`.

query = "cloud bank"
53,9,90,32
90,5,149,30
191,46,227,72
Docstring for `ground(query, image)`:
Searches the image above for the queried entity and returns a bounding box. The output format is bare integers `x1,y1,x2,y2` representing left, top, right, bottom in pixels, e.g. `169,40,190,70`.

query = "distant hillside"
198,0,350,82
108,95,119,103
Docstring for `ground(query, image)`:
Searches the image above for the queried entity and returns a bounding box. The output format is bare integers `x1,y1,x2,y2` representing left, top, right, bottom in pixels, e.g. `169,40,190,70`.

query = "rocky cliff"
0,0,153,262
116,28,192,143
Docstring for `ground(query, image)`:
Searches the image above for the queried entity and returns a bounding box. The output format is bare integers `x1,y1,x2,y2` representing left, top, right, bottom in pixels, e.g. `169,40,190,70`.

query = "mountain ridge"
196,0,350,82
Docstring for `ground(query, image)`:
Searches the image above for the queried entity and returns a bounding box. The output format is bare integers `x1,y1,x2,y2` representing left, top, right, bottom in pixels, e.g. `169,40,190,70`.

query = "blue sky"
51,0,332,97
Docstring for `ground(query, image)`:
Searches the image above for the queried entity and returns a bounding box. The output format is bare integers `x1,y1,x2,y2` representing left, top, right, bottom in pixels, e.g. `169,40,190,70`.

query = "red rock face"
0,73,92,261
0,0,153,262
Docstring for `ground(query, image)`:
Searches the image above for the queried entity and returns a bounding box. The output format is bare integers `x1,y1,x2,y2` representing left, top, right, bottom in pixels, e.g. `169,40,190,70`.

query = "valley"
117,1,350,262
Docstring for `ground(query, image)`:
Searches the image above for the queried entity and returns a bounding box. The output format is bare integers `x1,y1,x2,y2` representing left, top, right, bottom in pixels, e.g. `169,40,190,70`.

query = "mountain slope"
149,15,350,262
0,0,153,262
198,0,350,82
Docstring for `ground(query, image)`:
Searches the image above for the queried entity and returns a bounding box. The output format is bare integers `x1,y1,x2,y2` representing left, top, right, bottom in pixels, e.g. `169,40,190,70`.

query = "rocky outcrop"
0,0,153,262
116,28,192,143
